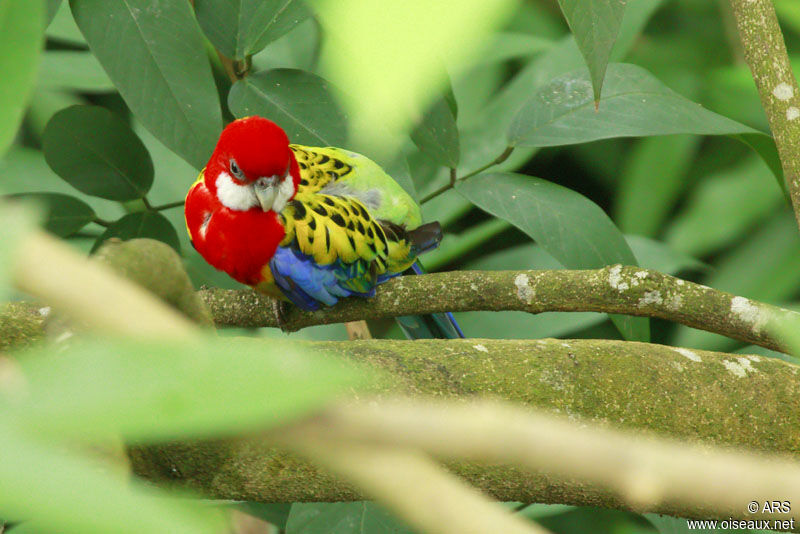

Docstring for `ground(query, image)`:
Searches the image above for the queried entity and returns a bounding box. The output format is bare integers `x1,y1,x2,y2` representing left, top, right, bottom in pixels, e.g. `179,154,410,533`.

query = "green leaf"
463,0,662,173
645,514,695,534
507,64,780,182
45,1,84,45
16,336,369,441
625,235,707,276
615,135,699,236
195,0,312,60
514,503,575,520
250,18,320,72
0,0,44,157
423,218,509,271
70,0,222,169
0,428,226,534
609,0,666,63
665,157,782,257
411,97,460,168
43,106,154,201
38,51,114,93
0,147,126,222
93,211,180,253
509,63,765,145
25,87,83,143
489,0,662,135
286,502,413,534
456,38,583,175
7,193,95,237
456,172,648,342
556,0,626,102
477,32,553,65
229,69,348,146
776,0,800,35
236,502,292,530
46,0,62,25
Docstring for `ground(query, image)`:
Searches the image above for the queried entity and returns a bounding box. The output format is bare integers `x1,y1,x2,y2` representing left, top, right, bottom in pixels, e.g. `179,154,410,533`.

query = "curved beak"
253,176,279,211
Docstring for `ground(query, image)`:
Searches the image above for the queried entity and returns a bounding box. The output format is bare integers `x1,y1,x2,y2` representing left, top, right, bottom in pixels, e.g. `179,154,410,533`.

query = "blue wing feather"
270,246,378,311
271,248,464,338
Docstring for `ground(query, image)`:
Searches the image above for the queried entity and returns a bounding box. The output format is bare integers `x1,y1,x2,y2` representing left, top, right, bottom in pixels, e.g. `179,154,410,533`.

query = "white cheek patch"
216,172,258,211
271,177,297,214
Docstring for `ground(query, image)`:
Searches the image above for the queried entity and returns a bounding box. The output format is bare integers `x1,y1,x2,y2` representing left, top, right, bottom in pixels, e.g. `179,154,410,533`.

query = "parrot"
184,116,463,339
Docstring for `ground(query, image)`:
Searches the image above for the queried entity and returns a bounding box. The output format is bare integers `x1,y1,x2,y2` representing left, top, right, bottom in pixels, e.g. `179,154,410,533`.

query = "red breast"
185,175,286,286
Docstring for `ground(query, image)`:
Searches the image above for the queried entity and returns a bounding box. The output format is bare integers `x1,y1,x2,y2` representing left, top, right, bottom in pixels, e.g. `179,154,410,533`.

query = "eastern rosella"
185,116,462,339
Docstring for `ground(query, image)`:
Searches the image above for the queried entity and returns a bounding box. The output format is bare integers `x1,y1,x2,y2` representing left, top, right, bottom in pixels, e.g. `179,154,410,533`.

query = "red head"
185,116,302,286
205,116,301,213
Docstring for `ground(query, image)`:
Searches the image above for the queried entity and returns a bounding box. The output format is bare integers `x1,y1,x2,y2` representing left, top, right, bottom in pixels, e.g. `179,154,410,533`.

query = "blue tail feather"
395,262,464,339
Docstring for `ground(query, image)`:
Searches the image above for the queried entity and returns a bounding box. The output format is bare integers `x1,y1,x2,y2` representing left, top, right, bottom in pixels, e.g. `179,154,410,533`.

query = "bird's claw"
272,299,289,332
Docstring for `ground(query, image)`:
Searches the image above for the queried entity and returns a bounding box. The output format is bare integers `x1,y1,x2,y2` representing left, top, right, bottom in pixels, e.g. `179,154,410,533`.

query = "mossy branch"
730,0,800,228
129,337,800,522
200,266,797,352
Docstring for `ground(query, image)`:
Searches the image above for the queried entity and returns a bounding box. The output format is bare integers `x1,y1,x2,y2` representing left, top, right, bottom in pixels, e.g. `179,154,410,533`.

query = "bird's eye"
229,159,244,180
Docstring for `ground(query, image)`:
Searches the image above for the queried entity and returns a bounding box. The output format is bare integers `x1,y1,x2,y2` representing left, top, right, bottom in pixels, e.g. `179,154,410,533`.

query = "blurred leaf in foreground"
14,336,371,441
313,0,516,148
0,201,39,299
0,0,44,157
0,428,225,534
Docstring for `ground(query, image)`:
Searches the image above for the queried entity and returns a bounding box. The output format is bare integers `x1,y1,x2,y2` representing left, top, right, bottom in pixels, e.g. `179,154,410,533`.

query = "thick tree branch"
730,0,800,228
129,337,800,516
200,266,798,352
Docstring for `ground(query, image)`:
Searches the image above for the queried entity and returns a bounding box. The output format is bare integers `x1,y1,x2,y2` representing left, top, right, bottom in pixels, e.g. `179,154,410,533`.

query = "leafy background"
1,0,798,532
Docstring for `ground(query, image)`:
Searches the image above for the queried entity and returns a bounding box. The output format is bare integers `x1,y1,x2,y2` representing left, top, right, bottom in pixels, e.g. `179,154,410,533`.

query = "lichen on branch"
730,0,800,229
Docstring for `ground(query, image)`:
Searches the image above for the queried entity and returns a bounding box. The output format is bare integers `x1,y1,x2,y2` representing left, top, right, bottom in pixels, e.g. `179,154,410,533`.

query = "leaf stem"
420,146,515,204
234,55,253,79
141,196,153,210
93,216,112,228
151,200,185,211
